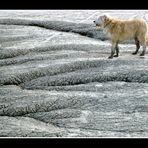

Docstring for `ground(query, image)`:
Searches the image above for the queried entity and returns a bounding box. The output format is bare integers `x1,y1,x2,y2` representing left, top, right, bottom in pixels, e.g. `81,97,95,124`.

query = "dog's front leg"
132,37,140,55
113,43,119,57
108,41,116,59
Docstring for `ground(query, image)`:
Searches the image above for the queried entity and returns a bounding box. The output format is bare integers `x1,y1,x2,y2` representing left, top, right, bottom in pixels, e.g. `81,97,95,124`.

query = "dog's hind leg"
108,41,116,59
140,44,146,56
139,36,146,56
132,37,140,55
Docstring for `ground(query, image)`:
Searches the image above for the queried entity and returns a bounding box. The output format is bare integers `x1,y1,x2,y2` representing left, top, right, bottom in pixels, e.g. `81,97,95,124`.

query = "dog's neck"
103,19,112,28
102,19,113,38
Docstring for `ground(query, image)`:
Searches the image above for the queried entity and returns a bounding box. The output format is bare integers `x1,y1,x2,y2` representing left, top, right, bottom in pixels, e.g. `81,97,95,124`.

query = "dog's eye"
93,21,95,23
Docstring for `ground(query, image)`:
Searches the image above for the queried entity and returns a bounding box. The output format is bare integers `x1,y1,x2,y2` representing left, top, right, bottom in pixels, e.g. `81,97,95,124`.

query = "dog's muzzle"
93,21,101,29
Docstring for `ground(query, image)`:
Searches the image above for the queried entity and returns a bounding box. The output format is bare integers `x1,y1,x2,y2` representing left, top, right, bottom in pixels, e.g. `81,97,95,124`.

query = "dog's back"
107,18,148,42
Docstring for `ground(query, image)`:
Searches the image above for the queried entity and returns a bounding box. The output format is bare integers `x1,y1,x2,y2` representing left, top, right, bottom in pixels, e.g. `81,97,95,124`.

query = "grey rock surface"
1,10,148,137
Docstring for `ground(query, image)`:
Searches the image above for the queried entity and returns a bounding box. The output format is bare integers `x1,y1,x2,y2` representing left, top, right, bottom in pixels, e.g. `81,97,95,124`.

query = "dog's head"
93,14,110,29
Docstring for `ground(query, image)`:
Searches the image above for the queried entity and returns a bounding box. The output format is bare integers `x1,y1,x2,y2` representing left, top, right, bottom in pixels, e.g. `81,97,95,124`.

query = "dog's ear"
100,15,109,22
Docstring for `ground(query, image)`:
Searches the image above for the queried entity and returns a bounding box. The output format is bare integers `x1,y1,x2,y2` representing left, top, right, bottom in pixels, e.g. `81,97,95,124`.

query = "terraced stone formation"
0,10,148,137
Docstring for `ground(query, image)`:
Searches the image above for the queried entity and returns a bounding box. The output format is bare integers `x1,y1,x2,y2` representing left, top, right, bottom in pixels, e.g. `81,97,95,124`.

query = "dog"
93,15,148,58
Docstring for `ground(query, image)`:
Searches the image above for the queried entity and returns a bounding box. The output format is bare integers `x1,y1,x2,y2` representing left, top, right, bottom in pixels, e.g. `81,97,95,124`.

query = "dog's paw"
113,54,118,57
132,52,138,55
140,53,145,56
108,56,113,59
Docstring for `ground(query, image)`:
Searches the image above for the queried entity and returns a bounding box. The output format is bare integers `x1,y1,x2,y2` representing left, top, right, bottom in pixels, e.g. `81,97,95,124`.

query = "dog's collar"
104,20,112,28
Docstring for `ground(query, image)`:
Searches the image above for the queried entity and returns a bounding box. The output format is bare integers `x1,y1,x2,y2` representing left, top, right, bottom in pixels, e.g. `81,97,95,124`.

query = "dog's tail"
146,33,148,46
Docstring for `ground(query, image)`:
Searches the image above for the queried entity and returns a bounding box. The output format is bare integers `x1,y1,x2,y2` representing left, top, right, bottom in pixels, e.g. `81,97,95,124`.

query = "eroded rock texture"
1,10,148,137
